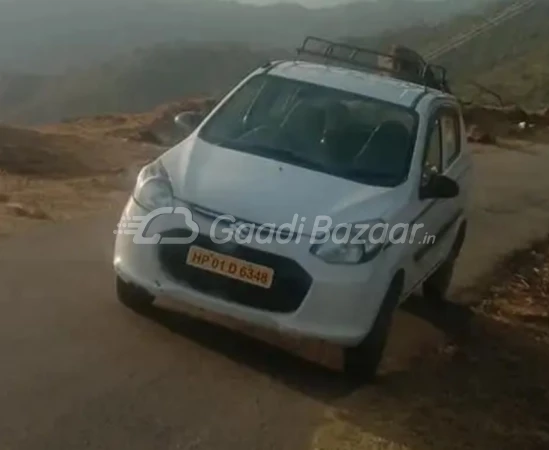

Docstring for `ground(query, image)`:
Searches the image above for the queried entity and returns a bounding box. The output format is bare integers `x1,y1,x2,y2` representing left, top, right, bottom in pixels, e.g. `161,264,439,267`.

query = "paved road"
1,142,549,450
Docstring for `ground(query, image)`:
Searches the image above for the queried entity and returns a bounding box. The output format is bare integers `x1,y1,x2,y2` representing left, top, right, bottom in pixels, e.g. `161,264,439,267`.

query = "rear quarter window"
440,111,461,167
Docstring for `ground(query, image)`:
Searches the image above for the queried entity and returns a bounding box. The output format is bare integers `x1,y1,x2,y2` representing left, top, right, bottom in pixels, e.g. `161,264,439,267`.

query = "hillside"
0,0,497,74
3,0,547,126
355,0,549,108
438,1,549,108
0,43,288,125
0,122,161,235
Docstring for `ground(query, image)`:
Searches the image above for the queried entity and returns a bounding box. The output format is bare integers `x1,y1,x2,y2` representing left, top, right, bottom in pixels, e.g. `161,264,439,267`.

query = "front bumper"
113,198,394,346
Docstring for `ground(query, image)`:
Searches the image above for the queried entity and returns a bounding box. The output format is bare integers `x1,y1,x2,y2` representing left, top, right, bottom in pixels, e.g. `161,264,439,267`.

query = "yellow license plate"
186,246,274,289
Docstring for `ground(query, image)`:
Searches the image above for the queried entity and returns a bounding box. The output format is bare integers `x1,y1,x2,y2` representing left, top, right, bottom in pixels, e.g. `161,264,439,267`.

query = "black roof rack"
295,36,450,93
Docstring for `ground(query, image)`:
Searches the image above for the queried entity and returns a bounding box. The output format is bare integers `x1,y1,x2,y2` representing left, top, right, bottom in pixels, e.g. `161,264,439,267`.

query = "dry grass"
0,124,162,236
0,173,130,235
0,98,214,236
37,97,216,145
477,239,549,343
309,241,549,450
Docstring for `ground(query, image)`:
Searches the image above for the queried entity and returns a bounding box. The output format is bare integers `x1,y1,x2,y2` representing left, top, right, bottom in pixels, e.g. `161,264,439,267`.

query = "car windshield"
198,73,418,187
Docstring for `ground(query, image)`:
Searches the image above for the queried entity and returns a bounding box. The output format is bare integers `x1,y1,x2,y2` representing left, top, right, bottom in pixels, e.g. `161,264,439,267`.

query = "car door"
413,102,464,280
437,104,471,258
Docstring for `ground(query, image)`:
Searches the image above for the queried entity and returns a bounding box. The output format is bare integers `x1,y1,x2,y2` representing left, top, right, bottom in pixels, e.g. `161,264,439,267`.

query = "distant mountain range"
6,0,543,126
0,42,289,124
0,0,498,74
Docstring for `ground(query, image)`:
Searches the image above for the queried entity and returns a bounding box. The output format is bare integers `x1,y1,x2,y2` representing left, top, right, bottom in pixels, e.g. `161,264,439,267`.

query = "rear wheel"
116,276,155,310
422,225,466,303
343,276,403,383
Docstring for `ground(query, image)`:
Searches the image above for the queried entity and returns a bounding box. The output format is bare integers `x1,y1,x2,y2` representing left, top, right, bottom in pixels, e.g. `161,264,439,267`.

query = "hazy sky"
241,0,368,6
238,0,449,8
0,0,448,5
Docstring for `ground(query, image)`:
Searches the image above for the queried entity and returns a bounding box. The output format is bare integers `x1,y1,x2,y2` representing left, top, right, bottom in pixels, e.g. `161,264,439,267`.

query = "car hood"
161,135,399,235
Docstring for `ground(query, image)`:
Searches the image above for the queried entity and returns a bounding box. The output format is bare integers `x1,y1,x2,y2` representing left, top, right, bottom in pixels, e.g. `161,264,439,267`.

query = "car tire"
343,276,402,383
116,276,156,310
422,225,466,303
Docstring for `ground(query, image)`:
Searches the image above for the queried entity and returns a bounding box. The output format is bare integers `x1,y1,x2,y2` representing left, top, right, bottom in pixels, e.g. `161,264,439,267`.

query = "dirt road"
1,141,549,450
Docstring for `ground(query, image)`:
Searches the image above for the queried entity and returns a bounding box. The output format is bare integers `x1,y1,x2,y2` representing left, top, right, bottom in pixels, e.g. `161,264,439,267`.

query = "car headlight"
310,219,387,265
132,158,174,211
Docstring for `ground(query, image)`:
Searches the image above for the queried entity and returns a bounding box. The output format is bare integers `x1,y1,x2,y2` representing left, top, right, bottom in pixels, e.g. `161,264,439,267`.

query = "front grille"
157,229,312,313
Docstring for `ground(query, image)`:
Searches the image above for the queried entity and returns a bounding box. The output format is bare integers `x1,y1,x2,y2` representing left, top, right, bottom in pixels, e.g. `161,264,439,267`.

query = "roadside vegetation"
0,124,160,236
309,238,549,450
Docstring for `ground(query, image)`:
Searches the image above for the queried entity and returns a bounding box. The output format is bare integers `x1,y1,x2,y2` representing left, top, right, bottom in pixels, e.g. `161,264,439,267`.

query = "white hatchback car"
113,38,473,380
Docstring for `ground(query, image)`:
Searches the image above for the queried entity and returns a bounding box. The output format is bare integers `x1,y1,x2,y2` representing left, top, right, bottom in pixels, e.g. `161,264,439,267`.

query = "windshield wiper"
338,167,399,186
212,137,398,184
257,146,331,173
216,139,326,170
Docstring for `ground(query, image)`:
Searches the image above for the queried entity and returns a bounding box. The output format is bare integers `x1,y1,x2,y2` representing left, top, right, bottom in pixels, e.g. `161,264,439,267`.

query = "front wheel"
116,276,156,310
343,277,402,383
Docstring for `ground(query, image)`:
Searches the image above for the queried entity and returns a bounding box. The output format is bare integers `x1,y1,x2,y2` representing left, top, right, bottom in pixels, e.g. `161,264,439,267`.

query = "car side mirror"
174,111,205,133
420,174,459,199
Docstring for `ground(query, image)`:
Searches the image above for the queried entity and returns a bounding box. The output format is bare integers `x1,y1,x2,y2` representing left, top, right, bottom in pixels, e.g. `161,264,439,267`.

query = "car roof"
266,60,453,109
